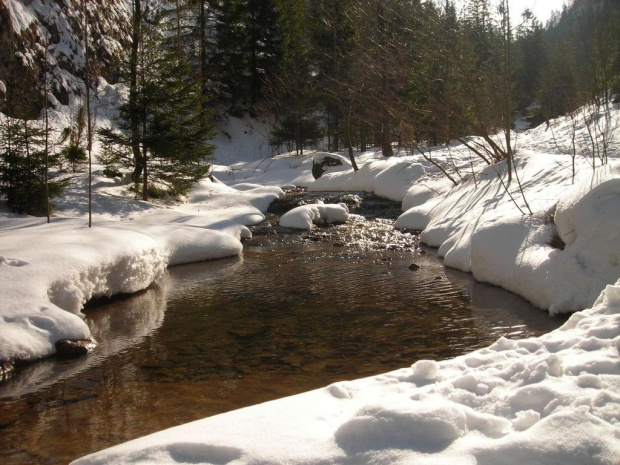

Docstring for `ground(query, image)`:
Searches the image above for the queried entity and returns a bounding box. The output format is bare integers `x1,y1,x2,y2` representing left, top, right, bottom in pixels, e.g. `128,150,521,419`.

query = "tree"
105,0,215,199
83,0,94,227
308,0,358,153
0,116,68,215
260,0,320,156
59,106,88,173
206,0,282,115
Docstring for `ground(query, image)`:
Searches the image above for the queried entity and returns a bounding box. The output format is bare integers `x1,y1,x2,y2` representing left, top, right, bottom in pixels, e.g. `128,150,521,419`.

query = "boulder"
312,152,351,179
55,338,98,359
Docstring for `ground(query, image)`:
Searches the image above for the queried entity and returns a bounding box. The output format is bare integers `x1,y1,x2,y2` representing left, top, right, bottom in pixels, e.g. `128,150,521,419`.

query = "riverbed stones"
55,338,98,359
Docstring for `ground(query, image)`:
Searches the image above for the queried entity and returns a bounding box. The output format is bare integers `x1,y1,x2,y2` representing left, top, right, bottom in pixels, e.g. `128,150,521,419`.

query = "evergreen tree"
59,106,88,173
261,0,320,156
0,116,68,215
308,0,358,152
514,11,547,114
103,0,215,200
207,0,282,115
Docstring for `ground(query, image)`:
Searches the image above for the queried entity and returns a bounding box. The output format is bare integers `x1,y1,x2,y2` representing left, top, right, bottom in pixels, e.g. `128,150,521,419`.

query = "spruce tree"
0,116,68,215
207,0,282,115
103,0,215,200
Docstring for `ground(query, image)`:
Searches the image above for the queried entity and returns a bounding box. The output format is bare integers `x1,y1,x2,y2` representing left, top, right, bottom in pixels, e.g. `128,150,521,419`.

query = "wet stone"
55,338,98,359
0,360,15,381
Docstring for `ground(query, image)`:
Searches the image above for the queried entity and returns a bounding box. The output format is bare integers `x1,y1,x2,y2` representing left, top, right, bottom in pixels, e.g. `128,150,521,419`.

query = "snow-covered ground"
1,102,619,464
0,175,282,363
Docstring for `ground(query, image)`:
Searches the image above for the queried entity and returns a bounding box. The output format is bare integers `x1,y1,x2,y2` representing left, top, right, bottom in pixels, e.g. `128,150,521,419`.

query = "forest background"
1,0,619,211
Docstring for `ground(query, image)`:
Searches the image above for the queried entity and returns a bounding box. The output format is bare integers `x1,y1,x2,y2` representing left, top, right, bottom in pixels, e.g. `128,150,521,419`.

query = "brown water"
0,211,566,464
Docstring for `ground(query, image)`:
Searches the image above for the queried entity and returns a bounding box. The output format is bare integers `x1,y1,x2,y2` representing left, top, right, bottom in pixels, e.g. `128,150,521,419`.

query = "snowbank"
395,154,620,314
471,171,620,314
73,278,620,465
0,178,281,363
309,157,430,202
213,153,316,187
279,203,349,229
212,115,277,165
0,218,242,363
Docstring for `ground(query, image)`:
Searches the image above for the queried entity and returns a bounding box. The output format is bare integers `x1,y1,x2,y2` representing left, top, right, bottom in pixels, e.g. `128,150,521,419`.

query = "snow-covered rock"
280,203,349,229
312,152,352,179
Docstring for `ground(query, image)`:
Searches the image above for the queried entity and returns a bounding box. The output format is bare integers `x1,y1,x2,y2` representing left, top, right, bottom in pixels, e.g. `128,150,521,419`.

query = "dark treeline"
195,0,620,158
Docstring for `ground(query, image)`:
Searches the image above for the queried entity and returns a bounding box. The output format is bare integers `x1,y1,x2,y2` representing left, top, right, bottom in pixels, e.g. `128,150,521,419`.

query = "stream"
0,191,566,464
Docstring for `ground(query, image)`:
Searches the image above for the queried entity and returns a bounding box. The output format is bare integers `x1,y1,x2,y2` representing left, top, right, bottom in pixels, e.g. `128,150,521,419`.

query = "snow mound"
213,154,316,187
309,158,429,202
279,203,349,229
471,169,620,314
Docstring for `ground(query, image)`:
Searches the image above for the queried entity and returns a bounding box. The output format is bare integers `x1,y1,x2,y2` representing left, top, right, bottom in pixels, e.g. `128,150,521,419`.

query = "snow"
212,115,280,165
0,173,280,363
1,99,619,464
213,152,318,187
279,203,349,229
470,169,620,315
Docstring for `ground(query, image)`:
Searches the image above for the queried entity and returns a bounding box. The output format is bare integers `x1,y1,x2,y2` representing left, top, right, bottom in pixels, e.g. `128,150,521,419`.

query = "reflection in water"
0,282,168,401
0,244,564,464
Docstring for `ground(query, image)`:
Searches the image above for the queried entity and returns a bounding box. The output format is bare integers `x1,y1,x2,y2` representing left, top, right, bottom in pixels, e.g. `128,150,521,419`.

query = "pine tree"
103,0,215,200
207,0,282,115
0,116,68,215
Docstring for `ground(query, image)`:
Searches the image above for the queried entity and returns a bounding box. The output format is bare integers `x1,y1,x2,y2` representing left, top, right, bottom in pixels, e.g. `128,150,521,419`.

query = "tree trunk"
43,33,50,223
130,0,144,189
381,119,393,157
502,0,513,183
333,109,339,151
199,0,208,126
360,124,367,153
83,0,93,227
377,2,393,157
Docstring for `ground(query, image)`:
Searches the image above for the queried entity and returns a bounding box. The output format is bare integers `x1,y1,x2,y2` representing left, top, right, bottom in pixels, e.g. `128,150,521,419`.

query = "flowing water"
0,193,566,464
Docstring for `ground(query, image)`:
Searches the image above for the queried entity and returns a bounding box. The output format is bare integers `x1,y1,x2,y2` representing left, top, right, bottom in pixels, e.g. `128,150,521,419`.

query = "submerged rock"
55,338,98,359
